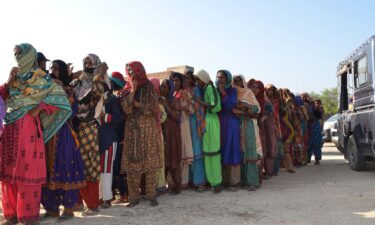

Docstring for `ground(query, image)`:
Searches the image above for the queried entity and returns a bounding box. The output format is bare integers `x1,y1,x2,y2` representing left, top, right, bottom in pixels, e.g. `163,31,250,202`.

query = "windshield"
327,114,339,122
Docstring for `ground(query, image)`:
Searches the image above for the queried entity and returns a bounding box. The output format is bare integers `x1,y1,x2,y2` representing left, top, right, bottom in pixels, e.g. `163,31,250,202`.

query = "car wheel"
347,135,366,171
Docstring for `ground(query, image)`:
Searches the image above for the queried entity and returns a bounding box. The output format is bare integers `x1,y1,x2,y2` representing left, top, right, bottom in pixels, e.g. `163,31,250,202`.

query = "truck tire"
347,135,366,171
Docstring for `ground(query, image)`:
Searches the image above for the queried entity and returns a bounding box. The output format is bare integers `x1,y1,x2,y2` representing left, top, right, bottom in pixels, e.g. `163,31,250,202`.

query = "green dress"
202,84,222,187
240,106,260,187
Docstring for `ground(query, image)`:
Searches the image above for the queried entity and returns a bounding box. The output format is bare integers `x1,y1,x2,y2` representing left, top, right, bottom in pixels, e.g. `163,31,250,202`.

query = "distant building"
147,65,194,80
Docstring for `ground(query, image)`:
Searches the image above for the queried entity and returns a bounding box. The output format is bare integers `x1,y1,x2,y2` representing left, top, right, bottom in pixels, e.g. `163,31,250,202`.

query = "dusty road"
2,143,375,225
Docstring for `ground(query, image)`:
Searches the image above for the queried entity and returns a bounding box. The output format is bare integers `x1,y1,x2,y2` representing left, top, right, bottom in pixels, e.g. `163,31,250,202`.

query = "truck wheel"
335,142,344,153
347,135,366,171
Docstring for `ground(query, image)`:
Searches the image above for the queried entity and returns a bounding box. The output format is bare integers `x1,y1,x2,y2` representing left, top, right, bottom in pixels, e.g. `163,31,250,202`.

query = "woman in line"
195,69,222,193
279,89,296,173
0,43,71,224
95,66,125,209
149,78,168,194
109,72,129,204
184,71,206,192
160,78,182,195
265,84,283,175
216,70,241,190
41,60,86,221
232,75,261,191
121,61,162,207
70,54,103,215
170,72,194,189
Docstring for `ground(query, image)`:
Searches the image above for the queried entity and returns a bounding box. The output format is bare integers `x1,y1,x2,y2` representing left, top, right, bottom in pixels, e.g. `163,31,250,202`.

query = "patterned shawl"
193,86,206,138
5,44,71,142
232,74,262,156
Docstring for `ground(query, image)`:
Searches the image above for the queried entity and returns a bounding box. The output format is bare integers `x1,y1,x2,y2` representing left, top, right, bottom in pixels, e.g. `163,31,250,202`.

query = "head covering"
248,79,265,114
294,95,304,107
83,53,101,68
215,70,232,88
233,74,262,156
51,59,71,86
7,45,72,142
37,52,49,63
15,43,37,75
161,79,175,101
123,61,149,93
109,71,126,89
232,74,259,108
149,78,160,96
170,72,184,90
195,69,211,84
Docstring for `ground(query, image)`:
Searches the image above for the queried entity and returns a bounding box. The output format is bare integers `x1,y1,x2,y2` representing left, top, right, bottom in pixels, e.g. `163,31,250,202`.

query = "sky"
0,0,374,93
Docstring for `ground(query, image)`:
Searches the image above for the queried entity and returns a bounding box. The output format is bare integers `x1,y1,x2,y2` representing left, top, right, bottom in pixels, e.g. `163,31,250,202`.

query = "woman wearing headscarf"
149,78,168,194
159,78,182,195
109,72,128,204
279,89,296,173
232,75,262,191
121,61,162,207
170,72,194,189
184,71,206,192
195,69,222,193
70,53,102,215
301,93,322,165
291,95,305,167
41,60,86,221
265,84,284,175
0,44,72,224
216,70,241,190
248,80,278,181
93,66,125,209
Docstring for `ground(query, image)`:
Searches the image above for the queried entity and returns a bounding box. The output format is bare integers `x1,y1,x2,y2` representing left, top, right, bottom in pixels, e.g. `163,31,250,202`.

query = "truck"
337,35,375,171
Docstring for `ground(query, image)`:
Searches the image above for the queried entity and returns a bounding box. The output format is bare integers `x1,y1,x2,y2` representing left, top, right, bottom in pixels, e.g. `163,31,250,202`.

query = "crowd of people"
0,43,324,225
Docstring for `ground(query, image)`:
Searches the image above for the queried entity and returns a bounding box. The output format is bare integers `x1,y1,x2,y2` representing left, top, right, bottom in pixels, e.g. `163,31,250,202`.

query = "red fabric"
248,80,265,116
0,114,46,184
0,83,9,99
123,61,148,94
1,182,41,223
110,71,126,84
39,102,58,114
80,181,99,209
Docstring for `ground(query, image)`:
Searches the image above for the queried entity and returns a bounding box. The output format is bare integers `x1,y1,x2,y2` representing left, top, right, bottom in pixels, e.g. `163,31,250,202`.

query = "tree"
309,87,338,119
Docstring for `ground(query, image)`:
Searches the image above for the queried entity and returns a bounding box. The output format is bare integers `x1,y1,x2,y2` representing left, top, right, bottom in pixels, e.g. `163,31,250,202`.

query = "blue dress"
219,87,241,166
189,87,206,187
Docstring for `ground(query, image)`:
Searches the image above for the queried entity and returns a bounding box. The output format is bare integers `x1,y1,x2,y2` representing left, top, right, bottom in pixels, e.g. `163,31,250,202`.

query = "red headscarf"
248,79,265,115
123,61,149,93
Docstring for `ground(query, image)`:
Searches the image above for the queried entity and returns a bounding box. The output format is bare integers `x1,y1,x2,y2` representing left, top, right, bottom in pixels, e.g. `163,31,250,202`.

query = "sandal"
112,195,128,204
247,185,257,191
150,199,159,207
195,186,205,193
126,201,139,208
1,217,18,225
41,211,59,220
100,200,111,209
82,208,99,217
287,169,296,174
213,185,222,193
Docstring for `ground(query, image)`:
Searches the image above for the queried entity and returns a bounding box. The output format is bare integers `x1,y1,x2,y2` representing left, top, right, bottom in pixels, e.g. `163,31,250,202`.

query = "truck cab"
337,35,375,170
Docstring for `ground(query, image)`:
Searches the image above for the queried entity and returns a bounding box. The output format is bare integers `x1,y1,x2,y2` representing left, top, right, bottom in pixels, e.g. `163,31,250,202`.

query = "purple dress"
41,103,86,212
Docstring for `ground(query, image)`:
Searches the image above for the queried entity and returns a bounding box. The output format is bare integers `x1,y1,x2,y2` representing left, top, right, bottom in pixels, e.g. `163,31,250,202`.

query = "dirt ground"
2,143,375,225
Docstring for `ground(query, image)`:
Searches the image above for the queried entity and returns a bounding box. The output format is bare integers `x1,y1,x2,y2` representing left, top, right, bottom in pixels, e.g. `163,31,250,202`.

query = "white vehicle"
323,114,340,149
